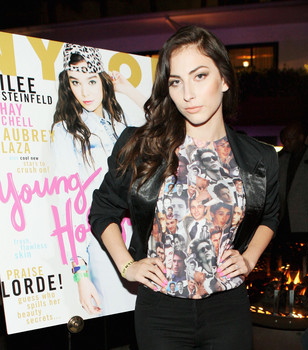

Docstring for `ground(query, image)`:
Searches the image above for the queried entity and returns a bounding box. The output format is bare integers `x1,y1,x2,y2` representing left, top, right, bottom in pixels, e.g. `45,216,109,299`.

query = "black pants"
135,283,252,350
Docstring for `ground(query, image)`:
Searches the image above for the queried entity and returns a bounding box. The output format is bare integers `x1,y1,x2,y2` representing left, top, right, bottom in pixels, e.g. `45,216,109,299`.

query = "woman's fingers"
217,249,248,278
124,258,168,291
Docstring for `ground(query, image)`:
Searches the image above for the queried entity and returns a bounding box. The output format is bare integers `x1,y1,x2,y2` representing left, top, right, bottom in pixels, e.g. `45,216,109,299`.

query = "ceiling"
3,1,308,52
2,0,307,129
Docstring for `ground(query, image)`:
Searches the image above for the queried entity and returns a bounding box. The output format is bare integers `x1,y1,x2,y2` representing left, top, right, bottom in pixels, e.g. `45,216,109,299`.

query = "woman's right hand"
100,224,167,291
124,257,168,291
77,277,102,315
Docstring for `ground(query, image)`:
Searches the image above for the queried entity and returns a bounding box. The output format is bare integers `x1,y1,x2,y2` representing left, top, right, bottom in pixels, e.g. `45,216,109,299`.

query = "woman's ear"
222,79,229,93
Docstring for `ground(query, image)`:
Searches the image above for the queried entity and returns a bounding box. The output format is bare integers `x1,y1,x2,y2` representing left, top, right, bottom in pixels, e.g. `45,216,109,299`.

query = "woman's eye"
169,79,180,87
71,80,79,86
89,80,97,85
196,73,207,80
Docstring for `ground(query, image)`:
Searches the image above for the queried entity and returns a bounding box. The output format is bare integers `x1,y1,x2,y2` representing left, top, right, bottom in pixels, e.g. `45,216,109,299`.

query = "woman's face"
168,44,228,131
212,206,231,227
67,61,103,116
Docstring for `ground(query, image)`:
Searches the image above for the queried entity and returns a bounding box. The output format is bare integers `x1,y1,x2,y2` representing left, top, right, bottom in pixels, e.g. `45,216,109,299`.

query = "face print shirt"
147,135,246,299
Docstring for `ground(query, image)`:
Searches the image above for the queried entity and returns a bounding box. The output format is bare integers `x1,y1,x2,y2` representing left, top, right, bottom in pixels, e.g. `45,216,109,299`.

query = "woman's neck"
185,115,226,142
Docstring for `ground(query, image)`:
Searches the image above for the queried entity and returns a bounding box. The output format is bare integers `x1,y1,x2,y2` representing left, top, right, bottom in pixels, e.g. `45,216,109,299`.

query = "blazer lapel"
226,125,267,252
129,161,166,258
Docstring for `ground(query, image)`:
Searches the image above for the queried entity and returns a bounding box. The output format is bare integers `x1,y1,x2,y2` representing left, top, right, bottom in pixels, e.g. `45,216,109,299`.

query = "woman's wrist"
242,254,256,277
73,272,89,283
71,257,89,282
121,260,135,278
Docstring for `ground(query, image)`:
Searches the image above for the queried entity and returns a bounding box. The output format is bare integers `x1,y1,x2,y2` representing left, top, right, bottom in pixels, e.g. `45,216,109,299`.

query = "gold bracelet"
121,260,135,278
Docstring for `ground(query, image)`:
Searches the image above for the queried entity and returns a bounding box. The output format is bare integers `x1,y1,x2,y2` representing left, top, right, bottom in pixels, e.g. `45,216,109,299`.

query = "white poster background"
0,31,155,334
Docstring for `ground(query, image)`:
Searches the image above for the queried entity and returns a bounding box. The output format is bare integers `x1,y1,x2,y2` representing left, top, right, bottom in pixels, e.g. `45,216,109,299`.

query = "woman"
51,43,146,315
89,26,279,349
52,43,145,184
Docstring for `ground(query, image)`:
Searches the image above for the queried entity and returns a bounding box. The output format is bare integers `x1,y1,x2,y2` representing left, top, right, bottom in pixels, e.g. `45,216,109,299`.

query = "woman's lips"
185,106,202,113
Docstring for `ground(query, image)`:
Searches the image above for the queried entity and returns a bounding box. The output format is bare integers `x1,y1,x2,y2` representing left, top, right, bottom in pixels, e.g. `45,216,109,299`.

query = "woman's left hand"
217,249,251,279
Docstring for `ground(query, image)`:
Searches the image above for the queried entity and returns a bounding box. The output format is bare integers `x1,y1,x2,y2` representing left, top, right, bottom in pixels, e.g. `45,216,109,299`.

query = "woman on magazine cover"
51,43,146,315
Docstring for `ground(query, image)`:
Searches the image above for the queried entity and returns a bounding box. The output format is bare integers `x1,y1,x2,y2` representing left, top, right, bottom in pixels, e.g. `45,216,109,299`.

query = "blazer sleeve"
259,144,280,232
89,127,136,245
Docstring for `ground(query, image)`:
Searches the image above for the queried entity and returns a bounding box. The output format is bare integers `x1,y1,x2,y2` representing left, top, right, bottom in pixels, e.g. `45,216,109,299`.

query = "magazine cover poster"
0,31,155,334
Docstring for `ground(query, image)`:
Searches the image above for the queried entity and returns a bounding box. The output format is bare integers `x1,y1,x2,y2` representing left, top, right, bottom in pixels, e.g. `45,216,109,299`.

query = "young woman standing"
89,26,279,349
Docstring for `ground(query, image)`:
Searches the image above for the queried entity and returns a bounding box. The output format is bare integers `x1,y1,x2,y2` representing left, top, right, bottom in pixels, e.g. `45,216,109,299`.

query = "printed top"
147,134,246,299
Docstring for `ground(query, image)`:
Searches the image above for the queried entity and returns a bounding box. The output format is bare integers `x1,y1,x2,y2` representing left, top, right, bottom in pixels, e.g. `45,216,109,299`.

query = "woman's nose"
183,83,195,102
81,86,89,97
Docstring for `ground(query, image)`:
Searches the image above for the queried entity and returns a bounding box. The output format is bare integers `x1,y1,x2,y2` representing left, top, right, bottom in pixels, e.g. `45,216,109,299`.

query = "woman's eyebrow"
169,65,209,78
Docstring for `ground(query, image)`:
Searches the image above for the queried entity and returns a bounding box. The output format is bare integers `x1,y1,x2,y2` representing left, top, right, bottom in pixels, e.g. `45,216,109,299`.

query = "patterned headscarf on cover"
63,43,104,73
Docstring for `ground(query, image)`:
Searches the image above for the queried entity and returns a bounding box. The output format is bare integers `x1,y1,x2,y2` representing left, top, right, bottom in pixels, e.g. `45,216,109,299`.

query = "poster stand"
66,315,109,350
67,315,84,334
67,316,84,350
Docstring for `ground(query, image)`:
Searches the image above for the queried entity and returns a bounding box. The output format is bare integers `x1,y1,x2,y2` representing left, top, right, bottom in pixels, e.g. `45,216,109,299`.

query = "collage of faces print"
148,136,246,299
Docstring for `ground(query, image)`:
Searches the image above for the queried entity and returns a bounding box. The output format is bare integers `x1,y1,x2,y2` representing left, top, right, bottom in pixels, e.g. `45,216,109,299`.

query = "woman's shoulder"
112,126,137,151
52,120,68,136
118,126,138,141
227,125,276,153
226,125,278,172
52,120,67,128
123,126,138,134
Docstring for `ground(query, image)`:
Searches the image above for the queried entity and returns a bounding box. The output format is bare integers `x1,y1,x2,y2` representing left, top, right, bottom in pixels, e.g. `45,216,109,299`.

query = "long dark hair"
51,53,126,167
118,25,238,188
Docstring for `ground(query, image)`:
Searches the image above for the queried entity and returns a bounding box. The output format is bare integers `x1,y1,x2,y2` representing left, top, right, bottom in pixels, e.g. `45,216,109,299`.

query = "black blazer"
89,125,279,260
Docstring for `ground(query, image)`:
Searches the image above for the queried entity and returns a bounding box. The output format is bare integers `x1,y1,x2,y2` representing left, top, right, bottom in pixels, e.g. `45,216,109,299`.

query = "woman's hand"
109,71,134,95
123,257,169,291
217,249,252,279
109,70,147,109
77,277,102,315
